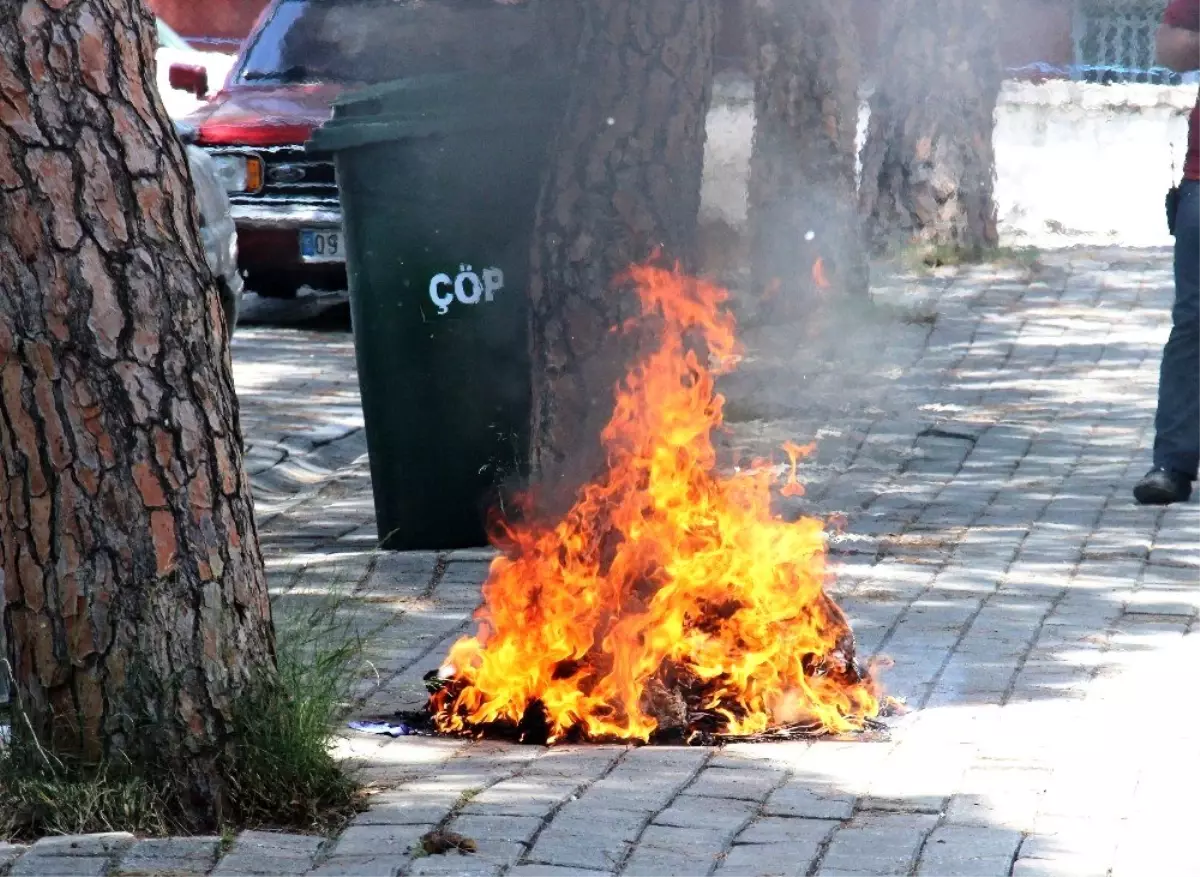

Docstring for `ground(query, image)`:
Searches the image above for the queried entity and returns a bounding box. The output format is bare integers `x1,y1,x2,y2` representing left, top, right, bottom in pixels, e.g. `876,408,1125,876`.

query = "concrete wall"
700,76,1196,249
994,81,1193,248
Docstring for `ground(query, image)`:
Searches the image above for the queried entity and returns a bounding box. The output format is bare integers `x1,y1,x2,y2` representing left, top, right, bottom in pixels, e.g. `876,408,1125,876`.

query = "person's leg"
1137,179,1200,504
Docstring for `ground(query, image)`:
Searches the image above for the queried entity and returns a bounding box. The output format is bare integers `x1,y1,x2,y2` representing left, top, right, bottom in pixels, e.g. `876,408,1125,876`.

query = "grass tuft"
222,591,367,833
900,242,1042,271
0,752,171,839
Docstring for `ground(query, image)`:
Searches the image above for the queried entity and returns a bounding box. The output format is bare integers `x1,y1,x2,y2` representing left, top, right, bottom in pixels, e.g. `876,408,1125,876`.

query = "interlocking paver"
116,836,221,875
352,791,460,827
24,833,134,857
578,773,695,813
653,794,759,829
446,814,544,844
408,853,505,877
526,806,646,872
618,825,730,876
815,813,939,877
329,824,433,859
684,766,783,801
212,831,325,876
306,856,407,877
0,845,27,873
219,249,1200,876
763,782,856,821
465,783,579,817
10,856,109,877
916,824,1023,876
714,841,825,877
735,816,839,846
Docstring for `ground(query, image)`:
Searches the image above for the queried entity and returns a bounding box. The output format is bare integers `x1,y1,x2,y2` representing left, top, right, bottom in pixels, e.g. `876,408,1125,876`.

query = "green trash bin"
309,74,565,550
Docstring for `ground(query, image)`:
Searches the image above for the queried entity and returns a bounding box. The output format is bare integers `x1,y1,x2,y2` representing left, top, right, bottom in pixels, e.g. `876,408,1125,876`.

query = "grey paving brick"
508,866,611,877
685,767,782,802
116,836,221,875
522,747,624,781
11,856,108,877
305,856,407,877
409,833,527,875
407,853,503,877
619,825,730,876
654,794,759,830
817,814,938,876
1010,856,1101,877
527,807,646,872
329,824,433,859
447,814,544,844
438,561,492,585
353,796,459,826
617,747,709,772
0,844,27,873
212,831,325,876
461,783,578,818
715,842,825,877
26,833,135,857
916,824,1023,876
764,783,856,821
578,774,692,813
736,817,840,846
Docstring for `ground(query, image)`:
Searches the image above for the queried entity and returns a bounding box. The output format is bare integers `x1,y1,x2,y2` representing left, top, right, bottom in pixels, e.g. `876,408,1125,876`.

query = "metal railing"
1070,0,1182,83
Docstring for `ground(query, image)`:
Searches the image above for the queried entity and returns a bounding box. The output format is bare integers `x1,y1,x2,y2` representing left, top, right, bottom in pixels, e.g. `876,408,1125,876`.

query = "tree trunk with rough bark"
859,0,1002,257
0,0,274,823
748,0,865,318
527,0,719,501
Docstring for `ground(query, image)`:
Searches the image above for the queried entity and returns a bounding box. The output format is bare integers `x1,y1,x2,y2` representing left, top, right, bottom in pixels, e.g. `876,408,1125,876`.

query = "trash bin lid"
309,73,566,153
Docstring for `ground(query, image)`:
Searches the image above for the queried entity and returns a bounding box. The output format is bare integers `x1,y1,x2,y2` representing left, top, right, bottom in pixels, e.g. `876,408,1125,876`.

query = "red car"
175,0,544,299
174,3,352,298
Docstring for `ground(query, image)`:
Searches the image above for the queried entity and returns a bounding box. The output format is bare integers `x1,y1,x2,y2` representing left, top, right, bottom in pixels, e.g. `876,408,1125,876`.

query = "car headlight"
210,154,263,194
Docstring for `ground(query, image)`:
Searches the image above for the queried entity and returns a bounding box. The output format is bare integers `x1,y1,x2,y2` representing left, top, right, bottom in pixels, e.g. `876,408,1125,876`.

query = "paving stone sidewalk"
6,249,1195,877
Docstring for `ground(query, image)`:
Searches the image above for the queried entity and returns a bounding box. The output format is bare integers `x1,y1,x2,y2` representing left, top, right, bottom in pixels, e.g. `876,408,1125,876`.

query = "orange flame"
812,257,829,290
780,441,814,497
431,265,880,742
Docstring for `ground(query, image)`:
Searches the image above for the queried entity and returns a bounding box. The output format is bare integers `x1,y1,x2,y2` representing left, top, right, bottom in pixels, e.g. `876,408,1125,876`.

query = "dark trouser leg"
1153,179,1200,481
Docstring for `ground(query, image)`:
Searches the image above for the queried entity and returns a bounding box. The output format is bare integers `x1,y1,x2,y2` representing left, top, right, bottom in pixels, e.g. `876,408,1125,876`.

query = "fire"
780,441,814,498
811,256,830,290
430,265,881,743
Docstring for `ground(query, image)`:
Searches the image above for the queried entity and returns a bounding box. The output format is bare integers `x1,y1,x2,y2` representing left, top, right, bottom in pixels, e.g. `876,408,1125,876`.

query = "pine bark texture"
0,0,273,817
858,0,1002,255
527,0,718,501
748,0,865,315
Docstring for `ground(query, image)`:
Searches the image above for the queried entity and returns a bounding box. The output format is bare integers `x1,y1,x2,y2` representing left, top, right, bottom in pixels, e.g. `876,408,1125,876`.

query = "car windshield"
236,0,546,85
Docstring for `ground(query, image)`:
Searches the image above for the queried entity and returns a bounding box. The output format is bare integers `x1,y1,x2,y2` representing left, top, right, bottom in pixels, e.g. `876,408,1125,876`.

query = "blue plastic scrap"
347,720,422,737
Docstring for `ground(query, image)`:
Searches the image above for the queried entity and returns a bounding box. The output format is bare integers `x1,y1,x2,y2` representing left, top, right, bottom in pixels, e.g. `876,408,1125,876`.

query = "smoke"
270,0,552,83
697,70,930,517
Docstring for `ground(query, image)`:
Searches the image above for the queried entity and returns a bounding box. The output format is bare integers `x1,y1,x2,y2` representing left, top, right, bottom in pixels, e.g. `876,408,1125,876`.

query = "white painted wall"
699,75,1196,249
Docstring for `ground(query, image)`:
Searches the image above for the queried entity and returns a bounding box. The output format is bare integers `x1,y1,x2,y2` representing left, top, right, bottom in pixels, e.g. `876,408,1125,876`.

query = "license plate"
299,228,345,263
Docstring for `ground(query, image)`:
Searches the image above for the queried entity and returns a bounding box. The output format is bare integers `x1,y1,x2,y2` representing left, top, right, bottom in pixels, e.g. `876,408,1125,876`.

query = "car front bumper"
230,201,342,231
230,201,346,282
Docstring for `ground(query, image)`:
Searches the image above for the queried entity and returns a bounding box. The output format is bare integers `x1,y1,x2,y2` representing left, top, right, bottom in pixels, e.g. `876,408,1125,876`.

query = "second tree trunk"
527,0,719,503
748,0,866,317
859,0,1002,257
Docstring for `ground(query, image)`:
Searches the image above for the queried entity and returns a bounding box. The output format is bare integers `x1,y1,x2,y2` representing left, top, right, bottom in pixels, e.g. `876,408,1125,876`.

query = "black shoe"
1133,468,1194,505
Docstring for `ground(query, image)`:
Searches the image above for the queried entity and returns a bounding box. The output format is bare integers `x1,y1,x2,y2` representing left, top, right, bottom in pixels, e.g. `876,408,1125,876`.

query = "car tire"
245,272,300,300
